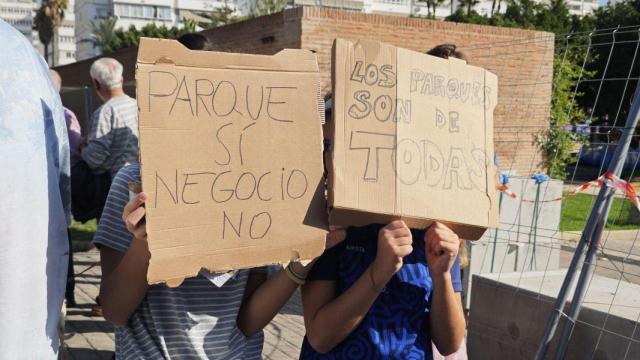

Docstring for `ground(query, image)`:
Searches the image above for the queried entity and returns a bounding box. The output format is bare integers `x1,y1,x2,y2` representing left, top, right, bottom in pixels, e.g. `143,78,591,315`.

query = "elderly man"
0,20,70,358
82,57,138,177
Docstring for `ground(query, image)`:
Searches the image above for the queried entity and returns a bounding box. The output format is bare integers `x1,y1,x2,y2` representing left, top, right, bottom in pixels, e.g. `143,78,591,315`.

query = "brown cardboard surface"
330,39,499,240
136,38,327,286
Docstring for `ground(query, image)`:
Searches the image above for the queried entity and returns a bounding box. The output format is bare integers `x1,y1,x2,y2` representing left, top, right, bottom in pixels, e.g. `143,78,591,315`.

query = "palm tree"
458,0,480,16
33,0,68,65
91,17,118,53
417,0,447,18
491,0,504,15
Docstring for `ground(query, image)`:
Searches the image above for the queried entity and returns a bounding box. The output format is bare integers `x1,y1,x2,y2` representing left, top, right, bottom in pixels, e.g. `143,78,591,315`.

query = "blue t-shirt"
300,224,462,360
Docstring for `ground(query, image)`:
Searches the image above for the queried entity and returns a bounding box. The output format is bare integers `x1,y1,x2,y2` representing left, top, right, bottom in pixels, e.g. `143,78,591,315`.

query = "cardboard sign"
136,38,327,286
329,39,499,240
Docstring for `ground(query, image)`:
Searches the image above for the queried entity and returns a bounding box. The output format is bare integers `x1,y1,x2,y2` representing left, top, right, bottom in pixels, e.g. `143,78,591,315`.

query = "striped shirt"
94,164,264,359
82,95,139,176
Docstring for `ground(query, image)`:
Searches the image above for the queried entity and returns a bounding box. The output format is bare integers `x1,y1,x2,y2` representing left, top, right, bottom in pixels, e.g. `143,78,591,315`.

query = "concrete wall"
53,6,554,175
468,274,640,360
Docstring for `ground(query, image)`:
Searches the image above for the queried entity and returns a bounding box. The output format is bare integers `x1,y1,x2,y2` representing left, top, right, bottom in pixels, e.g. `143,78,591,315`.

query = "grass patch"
560,193,640,232
69,219,97,242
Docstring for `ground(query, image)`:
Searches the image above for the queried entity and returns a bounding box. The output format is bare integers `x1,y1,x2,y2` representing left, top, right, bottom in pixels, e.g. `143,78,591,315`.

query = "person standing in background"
50,69,81,307
0,20,70,359
82,57,138,178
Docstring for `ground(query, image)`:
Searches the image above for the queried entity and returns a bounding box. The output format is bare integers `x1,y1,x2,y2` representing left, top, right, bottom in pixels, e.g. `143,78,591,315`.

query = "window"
115,3,171,20
96,7,110,19
157,6,171,20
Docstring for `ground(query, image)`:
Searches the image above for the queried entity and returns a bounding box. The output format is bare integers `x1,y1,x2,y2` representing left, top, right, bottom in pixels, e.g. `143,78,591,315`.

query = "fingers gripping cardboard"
136,38,327,286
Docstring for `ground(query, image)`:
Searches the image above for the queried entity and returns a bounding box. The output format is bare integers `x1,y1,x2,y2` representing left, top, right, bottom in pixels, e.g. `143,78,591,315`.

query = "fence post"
535,80,640,359
553,84,640,359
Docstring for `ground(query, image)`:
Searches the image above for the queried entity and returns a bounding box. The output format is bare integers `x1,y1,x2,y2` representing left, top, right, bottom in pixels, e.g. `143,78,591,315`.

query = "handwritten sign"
329,39,499,239
136,38,326,286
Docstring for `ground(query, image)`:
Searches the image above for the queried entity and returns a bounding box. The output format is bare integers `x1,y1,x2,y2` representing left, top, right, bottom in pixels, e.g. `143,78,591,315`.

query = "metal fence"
460,27,640,359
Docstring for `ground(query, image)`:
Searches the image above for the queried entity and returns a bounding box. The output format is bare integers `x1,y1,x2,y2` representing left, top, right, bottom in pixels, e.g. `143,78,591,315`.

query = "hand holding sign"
123,192,148,242
424,222,460,276
325,225,347,249
371,220,413,290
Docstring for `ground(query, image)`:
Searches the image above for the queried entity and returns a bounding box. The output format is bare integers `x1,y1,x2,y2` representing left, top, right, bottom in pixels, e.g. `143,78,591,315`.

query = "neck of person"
107,87,125,99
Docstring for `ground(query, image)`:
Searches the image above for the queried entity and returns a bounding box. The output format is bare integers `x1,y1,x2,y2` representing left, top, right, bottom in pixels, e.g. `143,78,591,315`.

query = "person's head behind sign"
90,57,124,102
177,33,213,51
426,43,468,62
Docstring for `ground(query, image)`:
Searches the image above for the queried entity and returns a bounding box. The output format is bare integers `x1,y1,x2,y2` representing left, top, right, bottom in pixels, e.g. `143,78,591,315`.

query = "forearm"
237,267,300,336
100,237,150,326
305,266,383,353
429,272,466,356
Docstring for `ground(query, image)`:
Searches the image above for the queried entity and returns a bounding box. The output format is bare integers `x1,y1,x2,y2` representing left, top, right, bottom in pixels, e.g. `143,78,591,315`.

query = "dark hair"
427,44,468,61
177,33,211,51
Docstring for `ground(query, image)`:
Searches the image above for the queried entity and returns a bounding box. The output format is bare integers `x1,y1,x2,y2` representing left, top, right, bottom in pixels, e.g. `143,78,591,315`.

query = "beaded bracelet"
284,263,306,286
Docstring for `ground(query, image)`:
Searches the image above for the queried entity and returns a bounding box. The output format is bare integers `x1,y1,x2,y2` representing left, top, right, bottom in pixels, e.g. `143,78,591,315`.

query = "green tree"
249,0,287,17
536,53,592,179
92,20,197,54
199,2,243,28
535,0,573,35
491,0,503,16
91,17,119,53
417,0,448,18
577,1,640,126
33,0,68,65
457,0,480,16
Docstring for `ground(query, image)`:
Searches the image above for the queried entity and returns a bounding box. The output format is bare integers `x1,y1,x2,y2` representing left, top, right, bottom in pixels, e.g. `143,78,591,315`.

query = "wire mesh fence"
460,26,640,359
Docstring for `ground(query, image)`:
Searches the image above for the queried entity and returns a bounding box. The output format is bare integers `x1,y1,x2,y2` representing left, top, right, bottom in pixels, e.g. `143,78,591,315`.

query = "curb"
560,230,640,242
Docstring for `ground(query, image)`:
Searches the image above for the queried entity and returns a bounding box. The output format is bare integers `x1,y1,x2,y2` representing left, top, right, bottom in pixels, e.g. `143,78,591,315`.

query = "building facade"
295,0,601,18
0,0,34,39
75,0,250,60
0,0,76,65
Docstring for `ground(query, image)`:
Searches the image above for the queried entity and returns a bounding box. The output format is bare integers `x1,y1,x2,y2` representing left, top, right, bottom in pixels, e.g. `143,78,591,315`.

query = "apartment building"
75,0,249,60
0,0,76,65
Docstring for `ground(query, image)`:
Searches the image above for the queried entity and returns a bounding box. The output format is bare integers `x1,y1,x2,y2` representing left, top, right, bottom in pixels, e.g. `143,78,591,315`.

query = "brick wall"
298,7,554,175
54,6,554,175
201,9,302,54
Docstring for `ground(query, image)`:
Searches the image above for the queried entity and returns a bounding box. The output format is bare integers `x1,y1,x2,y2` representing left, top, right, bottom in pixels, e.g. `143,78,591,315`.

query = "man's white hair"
90,57,123,90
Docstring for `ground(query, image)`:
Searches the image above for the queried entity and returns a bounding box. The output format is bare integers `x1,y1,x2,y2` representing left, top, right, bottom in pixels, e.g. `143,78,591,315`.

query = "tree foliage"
578,1,640,125
91,19,197,54
34,0,68,65
249,0,287,17
536,53,593,178
416,0,448,18
198,2,244,28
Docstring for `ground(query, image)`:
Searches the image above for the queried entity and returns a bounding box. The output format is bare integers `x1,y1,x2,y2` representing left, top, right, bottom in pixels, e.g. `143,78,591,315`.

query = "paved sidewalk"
62,249,304,359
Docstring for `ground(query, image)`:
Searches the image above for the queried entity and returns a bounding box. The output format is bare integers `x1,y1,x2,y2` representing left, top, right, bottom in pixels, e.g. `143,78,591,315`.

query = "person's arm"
99,193,150,326
302,221,413,354
237,226,347,337
425,222,466,356
81,107,113,169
